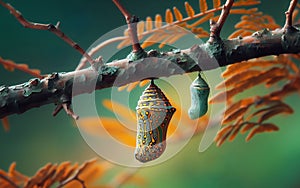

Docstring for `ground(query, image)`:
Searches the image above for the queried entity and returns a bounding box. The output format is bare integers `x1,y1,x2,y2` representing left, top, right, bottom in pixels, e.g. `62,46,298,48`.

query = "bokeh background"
1,0,300,187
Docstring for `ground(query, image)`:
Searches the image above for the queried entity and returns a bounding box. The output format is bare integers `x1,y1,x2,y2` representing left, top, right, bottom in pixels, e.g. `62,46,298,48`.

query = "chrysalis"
188,73,210,119
135,80,176,163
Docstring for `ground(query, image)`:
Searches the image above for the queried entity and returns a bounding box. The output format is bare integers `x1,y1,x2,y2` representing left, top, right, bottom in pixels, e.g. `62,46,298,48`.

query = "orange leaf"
139,80,150,87
222,60,276,77
217,67,290,101
8,162,28,185
165,9,173,24
213,0,221,8
222,107,249,124
216,70,261,89
137,21,145,36
252,103,293,117
117,38,131,49
229,124,243,141
229,29,246,39
127,81,139,92
225,98,255,116
145,17,153,31
258,107,293,123
262,123,279,132
269,81,298,99
78,117,136,147
0,57,42,78
216,126,234,147
230,8,258,15
158,35,173,48
155,14,162,28
215,125,233,143
265,76,286,87
240,122,257,133
246,126,263,141
59,163,78,182
199,0,208,12
141,33,167,48
1,117,10,132
185,2,195,17
102,100,136,125
246,123,278,141
233,1,260,7
173,7,183,21
52,161,71,182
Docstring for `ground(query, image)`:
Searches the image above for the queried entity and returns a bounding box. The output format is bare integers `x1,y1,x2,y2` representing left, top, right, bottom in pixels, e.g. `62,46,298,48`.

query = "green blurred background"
1,0,300,187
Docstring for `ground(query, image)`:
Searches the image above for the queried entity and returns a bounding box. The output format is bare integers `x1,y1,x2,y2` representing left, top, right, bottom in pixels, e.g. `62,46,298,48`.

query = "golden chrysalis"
135,80,176,163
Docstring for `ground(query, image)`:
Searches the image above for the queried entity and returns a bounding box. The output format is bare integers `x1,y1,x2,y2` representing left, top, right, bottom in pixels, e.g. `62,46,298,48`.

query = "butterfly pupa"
135,80,176,163
188,73,210,119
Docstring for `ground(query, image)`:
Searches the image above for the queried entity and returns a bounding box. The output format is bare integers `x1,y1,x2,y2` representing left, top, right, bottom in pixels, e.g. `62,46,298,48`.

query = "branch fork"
113,0,146,54
209,0,234,43
0,0,97,69
284,0,298,30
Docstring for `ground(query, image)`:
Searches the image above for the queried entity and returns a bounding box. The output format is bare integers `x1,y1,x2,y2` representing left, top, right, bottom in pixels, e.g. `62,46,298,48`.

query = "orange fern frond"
246,123,279,141
213,0,221,8
155,14,162,28
199,0,208,13
0,57,42,78
146,17,153,31
229,8,280,39
233,0,261,7
165,9,174,24
137,21,145,36
213,52,299,146
185,2,195,17
173,6,183,21
222,107,249,124
0,159,145,188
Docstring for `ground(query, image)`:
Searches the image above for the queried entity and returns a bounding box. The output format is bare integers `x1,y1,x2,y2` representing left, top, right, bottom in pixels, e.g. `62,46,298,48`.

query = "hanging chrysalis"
135,80,176,163
188,73,210,119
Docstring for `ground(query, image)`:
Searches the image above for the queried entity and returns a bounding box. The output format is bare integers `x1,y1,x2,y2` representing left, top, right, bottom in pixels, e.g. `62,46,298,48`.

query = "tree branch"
209,0,234,42
284,0,298,29
112,0,143,52
1,25,300,119
0,0,95,66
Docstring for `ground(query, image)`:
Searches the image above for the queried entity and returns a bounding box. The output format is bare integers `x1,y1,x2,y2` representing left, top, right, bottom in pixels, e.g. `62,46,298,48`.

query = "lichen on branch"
1,25,300,119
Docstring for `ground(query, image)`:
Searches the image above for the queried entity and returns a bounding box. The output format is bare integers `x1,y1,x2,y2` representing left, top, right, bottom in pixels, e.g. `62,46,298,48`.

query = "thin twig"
52,104,63,117
0,173,19,188
77,6,225,68
62,103,79,120
284,0,298,29
209,0,234,42
0,0,94,65
112,0,143,52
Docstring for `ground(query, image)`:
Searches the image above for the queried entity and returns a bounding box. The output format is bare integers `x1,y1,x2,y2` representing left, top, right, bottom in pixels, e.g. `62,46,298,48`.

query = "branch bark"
1,25,300,119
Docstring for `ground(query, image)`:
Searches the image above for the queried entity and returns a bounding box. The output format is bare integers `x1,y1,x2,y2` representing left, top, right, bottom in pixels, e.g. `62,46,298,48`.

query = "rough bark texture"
1,26,300,118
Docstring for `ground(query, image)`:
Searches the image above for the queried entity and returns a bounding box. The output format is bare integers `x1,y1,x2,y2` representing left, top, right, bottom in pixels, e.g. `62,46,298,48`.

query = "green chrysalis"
135,80,176,163
188,73,210,119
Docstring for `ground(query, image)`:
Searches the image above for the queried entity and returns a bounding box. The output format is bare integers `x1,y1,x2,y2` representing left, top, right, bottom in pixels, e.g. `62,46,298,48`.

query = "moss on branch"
1,26,300,118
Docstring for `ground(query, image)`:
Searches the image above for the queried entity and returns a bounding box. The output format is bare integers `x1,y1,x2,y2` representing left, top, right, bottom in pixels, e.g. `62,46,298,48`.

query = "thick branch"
1,26,300,119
